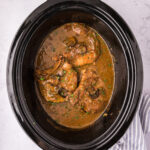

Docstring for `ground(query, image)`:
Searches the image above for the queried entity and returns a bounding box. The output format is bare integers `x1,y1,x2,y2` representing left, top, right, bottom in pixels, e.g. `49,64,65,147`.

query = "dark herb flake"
52,47,56,52
75,116,79,120
98,99,102,102
93,82,97,86
101,90,105,96
55,119,59,123
52,102,57,106
66,48,70,52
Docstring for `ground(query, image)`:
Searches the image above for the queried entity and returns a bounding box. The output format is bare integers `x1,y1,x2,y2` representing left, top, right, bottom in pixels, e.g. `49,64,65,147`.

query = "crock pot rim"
7,0,143,149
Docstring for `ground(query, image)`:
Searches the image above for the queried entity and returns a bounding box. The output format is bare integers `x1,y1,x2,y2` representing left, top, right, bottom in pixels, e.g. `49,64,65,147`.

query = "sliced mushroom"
63,37,77,47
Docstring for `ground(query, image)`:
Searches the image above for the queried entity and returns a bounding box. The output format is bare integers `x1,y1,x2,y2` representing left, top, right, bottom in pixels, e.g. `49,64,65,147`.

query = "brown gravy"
35,23,114,129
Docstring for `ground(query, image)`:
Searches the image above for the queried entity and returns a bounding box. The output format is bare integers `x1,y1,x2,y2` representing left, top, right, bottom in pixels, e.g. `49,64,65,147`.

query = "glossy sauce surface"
35,23,114,129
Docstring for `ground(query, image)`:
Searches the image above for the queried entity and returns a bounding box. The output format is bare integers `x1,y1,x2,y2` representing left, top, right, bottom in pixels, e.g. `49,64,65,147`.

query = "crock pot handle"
46,0,101,6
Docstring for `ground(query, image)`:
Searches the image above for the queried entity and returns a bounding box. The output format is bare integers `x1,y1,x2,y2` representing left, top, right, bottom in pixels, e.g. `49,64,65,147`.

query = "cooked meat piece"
37,60,78,103
69,66,106,113
60,61,77,92
63,31,100,67
86,86,100,99
72,23,89,35
38,79,65,103
62,61,72,70
35,59,62,78
81,94,104,113
75,43,87,54
46,75,60,86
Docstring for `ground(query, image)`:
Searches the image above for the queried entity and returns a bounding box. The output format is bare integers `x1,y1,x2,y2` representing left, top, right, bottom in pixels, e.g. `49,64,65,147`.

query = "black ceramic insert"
7,0,143,149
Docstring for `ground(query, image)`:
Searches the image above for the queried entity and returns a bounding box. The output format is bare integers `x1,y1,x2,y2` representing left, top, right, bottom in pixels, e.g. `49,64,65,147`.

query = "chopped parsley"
70,94,74,98
51,102,57,105
81,105,84,109
96,32,99,37
56,76,60,80
99,88,105,96
108,63,112,67
40,77,44,81
86,112,90,115
54,31,58,35
104,79,107,83
108,85,111,89
101,89,105,96
96,32,100,41
75,116,79,120
61,79,65,82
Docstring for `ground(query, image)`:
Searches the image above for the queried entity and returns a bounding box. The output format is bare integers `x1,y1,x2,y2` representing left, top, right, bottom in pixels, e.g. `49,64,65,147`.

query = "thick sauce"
35,23,114,129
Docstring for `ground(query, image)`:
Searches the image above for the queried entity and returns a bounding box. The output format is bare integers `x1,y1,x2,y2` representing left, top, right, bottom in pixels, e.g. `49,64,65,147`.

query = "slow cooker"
7,0,143,149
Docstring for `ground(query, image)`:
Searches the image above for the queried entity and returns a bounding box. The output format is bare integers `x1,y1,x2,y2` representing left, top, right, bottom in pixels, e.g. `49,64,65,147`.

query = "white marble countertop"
0,0,149,150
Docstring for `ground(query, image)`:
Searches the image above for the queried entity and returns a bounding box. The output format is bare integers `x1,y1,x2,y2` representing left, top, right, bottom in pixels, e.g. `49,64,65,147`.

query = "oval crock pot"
7,0,143,149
